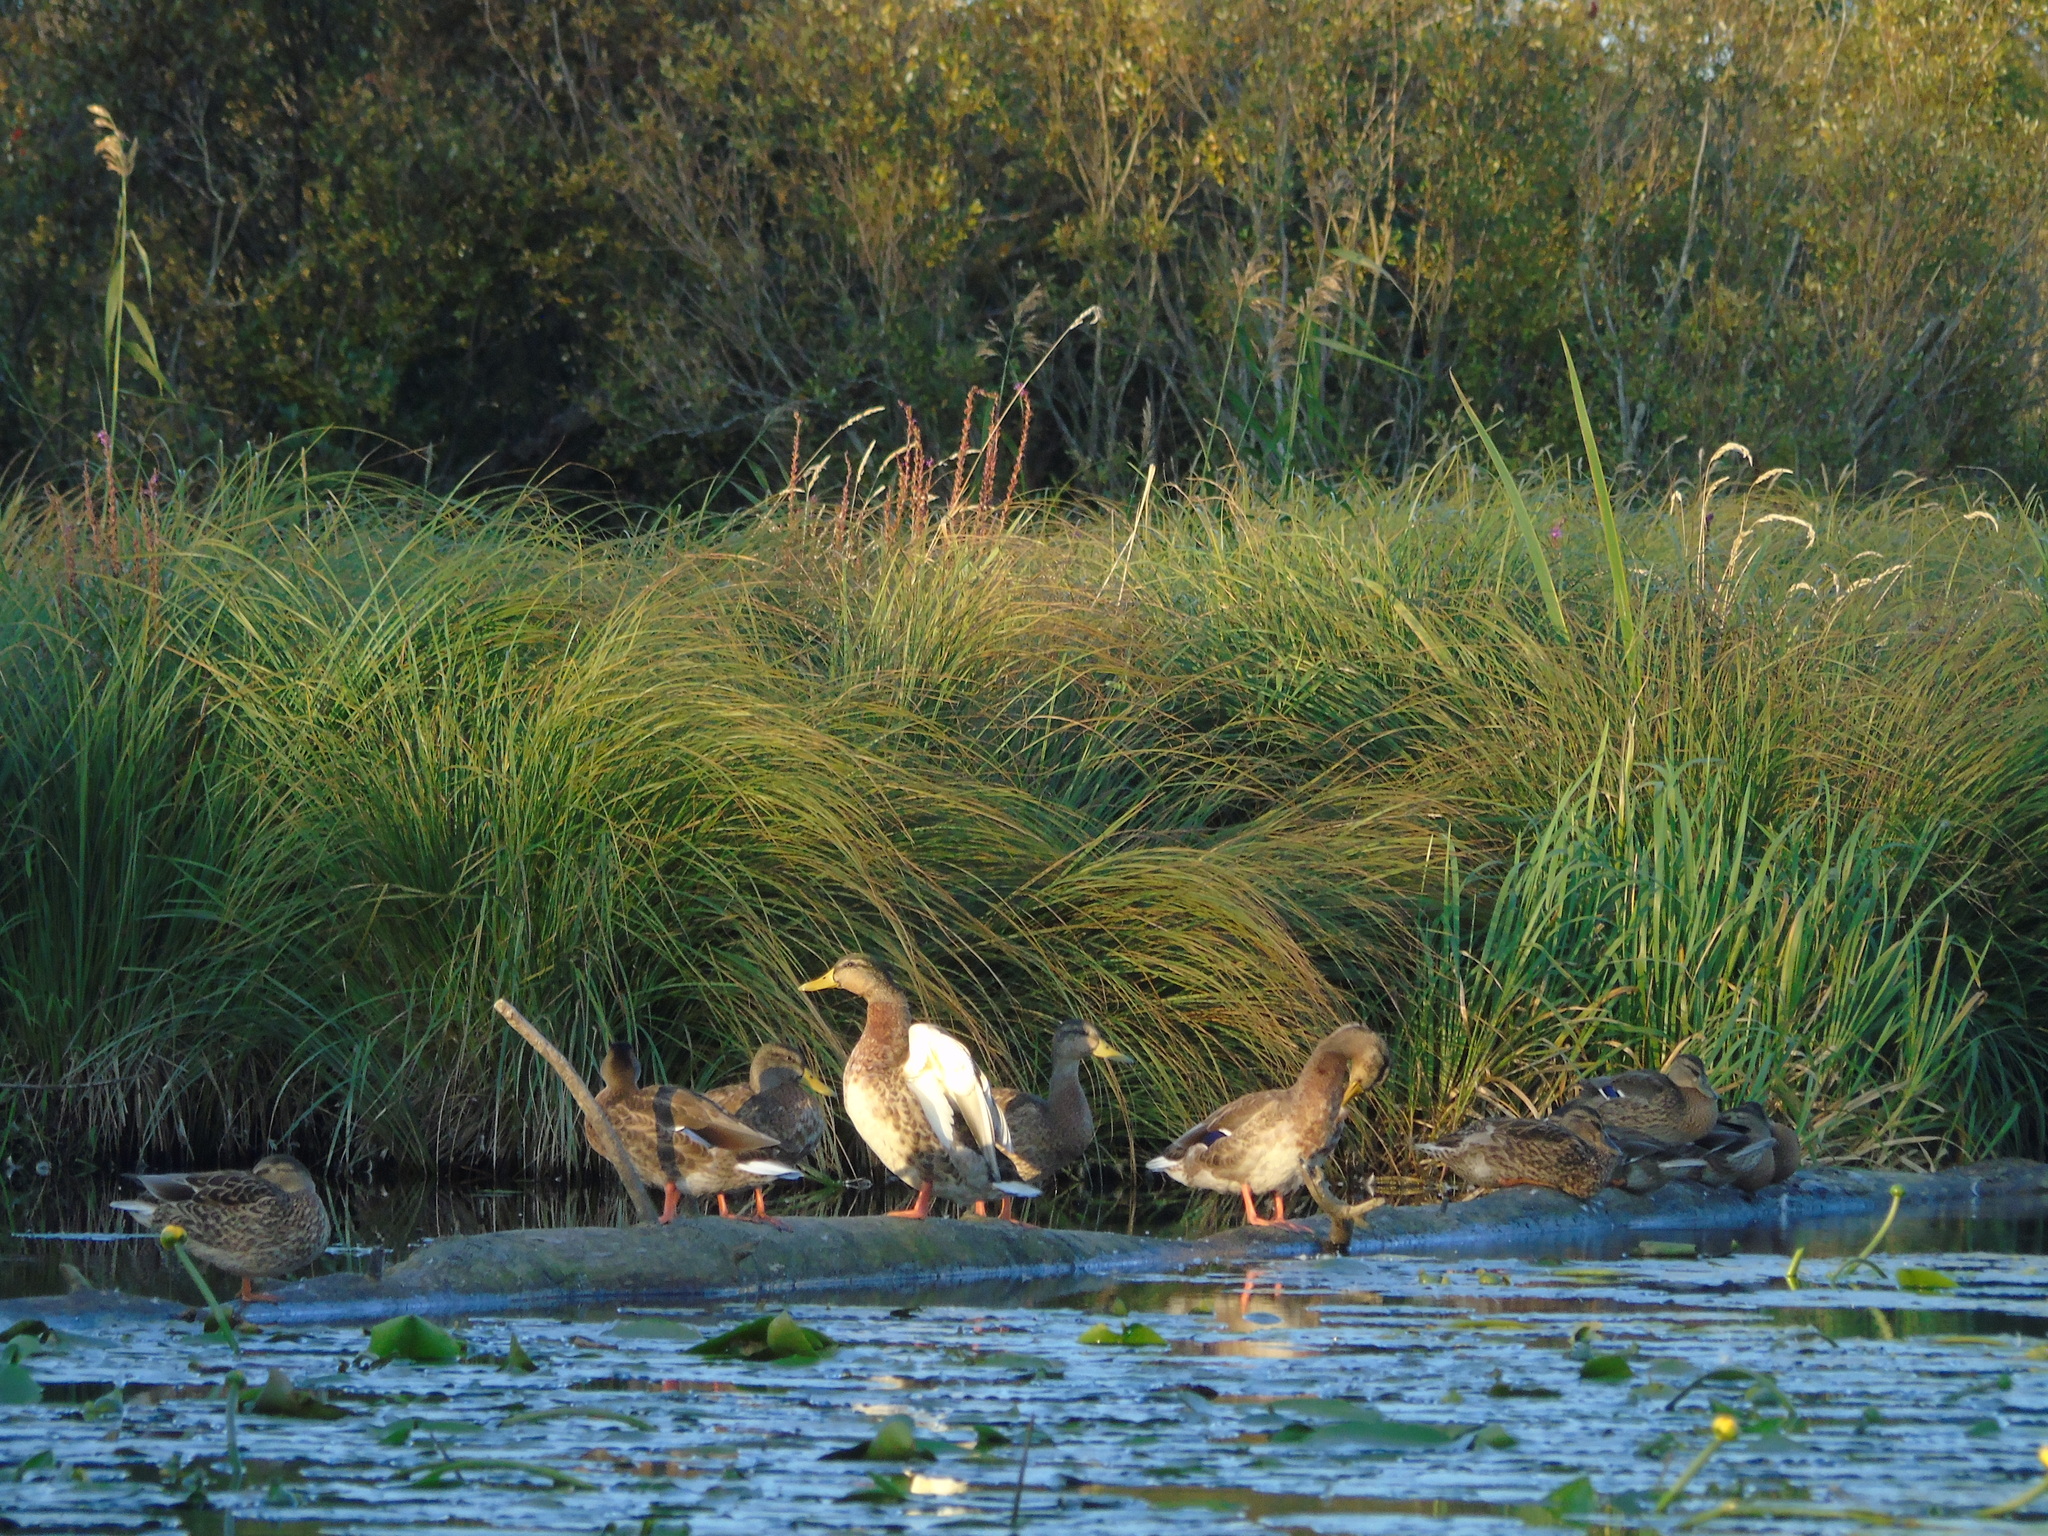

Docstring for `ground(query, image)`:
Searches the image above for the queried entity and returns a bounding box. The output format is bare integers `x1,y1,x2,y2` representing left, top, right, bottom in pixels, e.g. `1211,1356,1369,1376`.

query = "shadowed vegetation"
3,440,2043,1181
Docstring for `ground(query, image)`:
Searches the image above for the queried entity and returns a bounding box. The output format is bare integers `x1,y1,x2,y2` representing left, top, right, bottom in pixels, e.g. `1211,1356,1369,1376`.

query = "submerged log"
8,1159,2044,1327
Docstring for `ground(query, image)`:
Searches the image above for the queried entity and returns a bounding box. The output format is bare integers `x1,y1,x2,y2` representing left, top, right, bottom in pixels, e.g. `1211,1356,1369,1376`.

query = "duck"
110,1154,331,1303
1565,1051,1720,1142
1767,1114,1802,1184
798,955,1037,1218
1415,1105,1619,1201
704,1043,834,1219
1558,1114,1705,1194
1693,1100,1778,1192
1146,1025,1389,1229
985,1017,1127,1220
587,1042,803,1222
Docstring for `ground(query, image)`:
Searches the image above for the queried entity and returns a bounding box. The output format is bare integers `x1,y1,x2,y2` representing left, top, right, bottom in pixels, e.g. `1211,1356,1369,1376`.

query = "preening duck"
587,1042,803,1222
799,955,1037,1218
111,1154,331,1302
988,1017,1126,1220
1147,1025,1389,1229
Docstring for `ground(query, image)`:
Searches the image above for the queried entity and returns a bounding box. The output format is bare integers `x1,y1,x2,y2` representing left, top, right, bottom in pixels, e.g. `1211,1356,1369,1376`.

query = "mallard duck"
110,1154,330,1303
799,955,1037,1218
1767,1114,1802,1184
587,1042,802,1222
1557,1113,1704,1194
1693,1100,1778,1192
1146,1025,1389,1229
984,1018,1127,1220
1565,1051,1720,1142
1415,1105,1620,1200
704,1043,834,1219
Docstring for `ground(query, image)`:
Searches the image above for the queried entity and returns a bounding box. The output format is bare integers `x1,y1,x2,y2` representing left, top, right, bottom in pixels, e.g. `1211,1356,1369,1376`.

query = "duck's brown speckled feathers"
111,1154,330,1302
1693,1100,1779,1191
1147,1025,1388,1228
588,1042,800,1222
1415,1106,1619,1200
704,1043,832,1218
1565,1050,1720,1142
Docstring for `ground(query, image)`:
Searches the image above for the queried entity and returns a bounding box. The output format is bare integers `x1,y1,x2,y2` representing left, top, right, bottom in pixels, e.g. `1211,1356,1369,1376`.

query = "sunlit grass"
1,442,2043,1177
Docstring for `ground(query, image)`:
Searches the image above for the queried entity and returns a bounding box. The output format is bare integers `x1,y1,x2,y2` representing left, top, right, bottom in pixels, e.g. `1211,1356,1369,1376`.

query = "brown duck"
111,1154,331,1303
1415,1105,1620,1201
1566,1051,1720,1142
1694,1100,1779,1192
705,1043,834,1218
588,1042,801,1221
1147,1025,1389,1229
800,955,1037,1217
985,1018,1127,1220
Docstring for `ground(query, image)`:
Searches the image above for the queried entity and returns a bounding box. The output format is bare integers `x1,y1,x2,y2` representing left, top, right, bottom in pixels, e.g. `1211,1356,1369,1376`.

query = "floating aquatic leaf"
1896,1267,1958,1292
1487,1376,1561,1398
504,1331,537,1373
609,1318,702,1342
0,1360,41,1405
844,1471,912,1502
819,1414,953,1462
5,1449,54,1481
969,1423,1012,1449
500,1406,653,1431
82,1389,123,1421
1078,1321,1167,1347
689,1311,833,1363
0,1322,50,1347
409,1458,594,1489
250,1369,350,1420
1581,1355,1633,1381
1543,1475,1599,1515
946,1348,1062,1377
375,1416,489,1445
1968,1417,2002,1436
367,1315,462,1363
1472,1423,1518,1449
1637,1241,1698,1259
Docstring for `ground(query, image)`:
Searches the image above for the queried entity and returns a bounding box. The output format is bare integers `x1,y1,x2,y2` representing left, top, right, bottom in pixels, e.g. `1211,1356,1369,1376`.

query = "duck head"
799,954,900,1001
1313,1025,1390,1104
600,1040,643,1093
253,1154,317,1195
1662,1051,1718,1098
1555,1104,1616,1149
1052,1017,1128,1065
752,1041,834,1096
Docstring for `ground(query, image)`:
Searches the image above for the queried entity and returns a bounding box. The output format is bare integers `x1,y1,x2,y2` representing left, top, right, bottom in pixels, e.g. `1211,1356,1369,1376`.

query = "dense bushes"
7,0,2048,491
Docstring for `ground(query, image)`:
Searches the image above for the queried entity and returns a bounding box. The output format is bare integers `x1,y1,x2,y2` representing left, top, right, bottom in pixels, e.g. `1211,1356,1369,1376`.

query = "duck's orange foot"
886,1183,936,1219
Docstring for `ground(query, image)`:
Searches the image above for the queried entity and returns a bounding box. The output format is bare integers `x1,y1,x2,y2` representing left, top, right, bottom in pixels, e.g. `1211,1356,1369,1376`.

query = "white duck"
799,954,1038,1218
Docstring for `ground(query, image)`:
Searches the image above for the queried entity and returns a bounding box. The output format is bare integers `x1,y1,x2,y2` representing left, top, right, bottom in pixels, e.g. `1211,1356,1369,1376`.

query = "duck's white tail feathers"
993,1180,1040,1199
1143,1155,1175,1173
736,1160,803,1180
1658,1158,1707,1171
109,1200,156,1223
1411,1142,1454,1159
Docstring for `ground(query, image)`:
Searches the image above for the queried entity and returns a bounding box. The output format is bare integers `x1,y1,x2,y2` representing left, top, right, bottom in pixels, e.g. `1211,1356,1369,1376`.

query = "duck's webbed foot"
886,1182,935,1219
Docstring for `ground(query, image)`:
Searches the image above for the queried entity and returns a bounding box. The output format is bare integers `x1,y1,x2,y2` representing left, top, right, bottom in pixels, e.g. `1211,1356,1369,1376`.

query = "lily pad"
689,1311,834,1363
609,1318,703,1342
0,1362,40,1406
1636,1240,1698,1259
1078,1321,1167,1347
819,1413,950,1462
1580,1354,1633,1381
367,1315,463,1363
250,1369,351,1420
844,1471,912,1502
1896,1267,1959,1292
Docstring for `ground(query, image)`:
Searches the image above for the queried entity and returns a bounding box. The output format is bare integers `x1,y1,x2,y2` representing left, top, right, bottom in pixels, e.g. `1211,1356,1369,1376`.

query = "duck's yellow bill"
798,972,836,992
1092,1041,1131,1062
802,1070,835,1096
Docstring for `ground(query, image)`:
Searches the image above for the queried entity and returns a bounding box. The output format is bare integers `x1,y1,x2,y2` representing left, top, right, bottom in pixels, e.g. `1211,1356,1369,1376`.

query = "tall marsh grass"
2,444,2043,1178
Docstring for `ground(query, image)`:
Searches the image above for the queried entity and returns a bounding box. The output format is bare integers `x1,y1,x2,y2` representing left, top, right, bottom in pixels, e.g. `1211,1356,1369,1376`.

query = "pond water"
3,1194,2047,1535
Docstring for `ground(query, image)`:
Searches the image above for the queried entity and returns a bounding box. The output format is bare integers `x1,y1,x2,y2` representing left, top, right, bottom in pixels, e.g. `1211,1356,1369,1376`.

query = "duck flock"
109,952,1801,1298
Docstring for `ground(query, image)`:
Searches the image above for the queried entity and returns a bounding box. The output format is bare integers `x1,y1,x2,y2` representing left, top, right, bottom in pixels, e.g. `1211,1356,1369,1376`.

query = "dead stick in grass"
495,997,659,1224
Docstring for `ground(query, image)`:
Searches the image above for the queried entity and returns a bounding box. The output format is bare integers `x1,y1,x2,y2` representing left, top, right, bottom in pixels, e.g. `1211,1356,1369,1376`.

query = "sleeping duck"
1415,1105,1621,1200
588,1042,803,1222
1147,1025,1388,1229
112,1154,330,1302
798,955,1037,1218
986,1017,1127,1220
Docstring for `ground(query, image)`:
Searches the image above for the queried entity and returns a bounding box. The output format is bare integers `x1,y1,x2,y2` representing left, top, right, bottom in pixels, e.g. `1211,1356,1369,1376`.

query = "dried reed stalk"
494,997,658,1223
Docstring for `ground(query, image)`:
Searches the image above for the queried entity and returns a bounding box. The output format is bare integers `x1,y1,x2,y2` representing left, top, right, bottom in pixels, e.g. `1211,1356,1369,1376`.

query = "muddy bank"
9,1159,2044,1326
